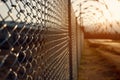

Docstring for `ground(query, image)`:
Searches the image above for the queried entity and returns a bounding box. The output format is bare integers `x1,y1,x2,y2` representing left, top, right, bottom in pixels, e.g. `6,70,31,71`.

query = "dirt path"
78,42,119,80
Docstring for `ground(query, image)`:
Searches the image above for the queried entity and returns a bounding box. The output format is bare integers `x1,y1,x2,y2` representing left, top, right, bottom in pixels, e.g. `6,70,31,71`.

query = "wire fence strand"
0,0,79,80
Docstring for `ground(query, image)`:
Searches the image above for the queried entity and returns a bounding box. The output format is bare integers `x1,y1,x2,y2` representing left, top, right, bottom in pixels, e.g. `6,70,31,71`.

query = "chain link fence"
0,0,80,80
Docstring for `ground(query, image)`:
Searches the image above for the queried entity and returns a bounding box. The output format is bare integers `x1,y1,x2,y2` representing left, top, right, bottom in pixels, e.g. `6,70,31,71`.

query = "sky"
1,0,120,34
71,0,120,34
0,0,36,23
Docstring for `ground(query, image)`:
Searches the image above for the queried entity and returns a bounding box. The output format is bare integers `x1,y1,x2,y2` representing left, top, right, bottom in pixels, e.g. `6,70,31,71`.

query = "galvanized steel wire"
0,0,79,80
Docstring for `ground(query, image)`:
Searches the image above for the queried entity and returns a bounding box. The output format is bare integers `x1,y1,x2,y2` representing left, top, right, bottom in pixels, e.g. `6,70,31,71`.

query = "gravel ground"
78,41,120,80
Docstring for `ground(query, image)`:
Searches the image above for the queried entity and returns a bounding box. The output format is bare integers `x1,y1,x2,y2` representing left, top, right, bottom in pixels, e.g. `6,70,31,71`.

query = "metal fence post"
75,17,80,80
68,0,73,80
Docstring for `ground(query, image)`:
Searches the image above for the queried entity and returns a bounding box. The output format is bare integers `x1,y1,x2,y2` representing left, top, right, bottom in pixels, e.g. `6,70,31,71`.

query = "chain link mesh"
0,0,73,80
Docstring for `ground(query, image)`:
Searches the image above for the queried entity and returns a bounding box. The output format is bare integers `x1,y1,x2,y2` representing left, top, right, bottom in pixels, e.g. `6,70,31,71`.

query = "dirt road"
78,41,120,80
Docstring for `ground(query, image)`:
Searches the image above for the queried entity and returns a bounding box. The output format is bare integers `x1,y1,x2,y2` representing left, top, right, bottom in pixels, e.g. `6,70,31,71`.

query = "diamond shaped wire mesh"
0,0,73,80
